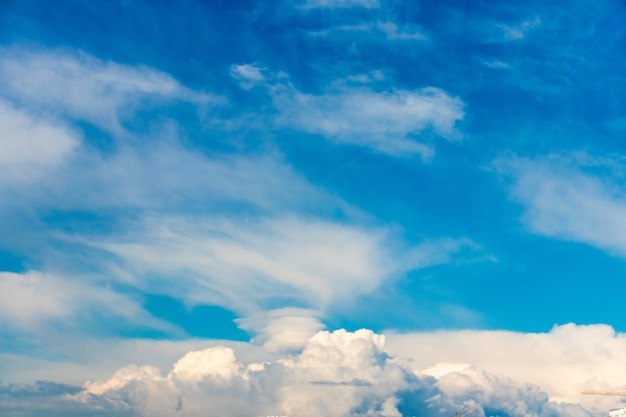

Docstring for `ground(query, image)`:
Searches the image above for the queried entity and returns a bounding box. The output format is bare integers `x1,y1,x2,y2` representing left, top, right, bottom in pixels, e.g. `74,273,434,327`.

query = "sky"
1,0,626,416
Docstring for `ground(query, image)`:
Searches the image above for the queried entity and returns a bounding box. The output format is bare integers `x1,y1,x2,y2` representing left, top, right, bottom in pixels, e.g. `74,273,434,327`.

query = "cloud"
0,100,80,185
0,270,173,335
91,215,470,319
236,308,326,353
0,47,479,404
494,153,626,256
227,64,463,159
0,48,218,134
269,81,464,158
0,338,271,387
299,0,380,10
387,323,626,410
497,17,542,41
376,21,427,41
307,21,427,41
2,328,594,417
12,144,333,215
230,63,271,89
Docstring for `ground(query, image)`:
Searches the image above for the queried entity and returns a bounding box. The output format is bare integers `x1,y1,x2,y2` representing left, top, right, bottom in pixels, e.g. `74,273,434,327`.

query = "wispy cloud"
90,215,472,332
307,21,427,41
0,47,479,379
0,100,80,184
228,69,465,158
0,270,177,344
497,16,542,41
0,48,219,135
273,83,463,158
299,0,380,10
495,153,626,256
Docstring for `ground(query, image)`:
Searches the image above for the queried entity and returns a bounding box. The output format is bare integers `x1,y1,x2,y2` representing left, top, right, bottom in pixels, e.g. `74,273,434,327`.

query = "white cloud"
11,327,592,417
308,21,427,41
0,100,80,184
497,17,542,41
495,153,626,256
0,338,270,386
236,308,326,353
0,270,172,334
0,48,218,134
96,216,391,309
271,82,464,158
7,325,622,416
92,216,466,317
482,59,511,70
230,63,269,89
376,21,427,40
387,323,626,410
299,0,380,10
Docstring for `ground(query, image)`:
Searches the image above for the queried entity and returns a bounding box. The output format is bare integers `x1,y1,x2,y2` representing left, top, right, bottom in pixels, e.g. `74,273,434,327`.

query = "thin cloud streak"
0,48,220,135
495,153,626,257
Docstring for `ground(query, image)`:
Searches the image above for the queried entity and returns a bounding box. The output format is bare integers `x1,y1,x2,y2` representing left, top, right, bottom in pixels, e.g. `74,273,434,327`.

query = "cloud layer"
1,327,599,417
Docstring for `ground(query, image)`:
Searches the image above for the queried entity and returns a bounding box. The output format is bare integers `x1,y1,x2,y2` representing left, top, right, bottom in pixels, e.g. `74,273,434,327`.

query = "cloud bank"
1,327,599,417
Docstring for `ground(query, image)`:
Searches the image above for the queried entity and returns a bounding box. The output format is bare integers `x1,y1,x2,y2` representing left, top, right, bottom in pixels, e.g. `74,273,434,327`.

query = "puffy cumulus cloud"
419,363,589,417
387,323,626,412
0,338,271,387
71,329,411,417
494,153,626,257
283,329,389,384
8,328,590,417
0,48,218,134
0,100,80,185
270,81,463,158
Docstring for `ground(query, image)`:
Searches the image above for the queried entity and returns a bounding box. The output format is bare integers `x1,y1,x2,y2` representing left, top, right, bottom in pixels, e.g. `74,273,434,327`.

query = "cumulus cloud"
387,323,626,410
494,153,626,256
0,48,218,134
1,328,595,417
70,329,413,417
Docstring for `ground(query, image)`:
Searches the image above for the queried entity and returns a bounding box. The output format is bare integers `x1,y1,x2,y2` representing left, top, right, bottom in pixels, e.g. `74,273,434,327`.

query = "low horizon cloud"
1,326,608,417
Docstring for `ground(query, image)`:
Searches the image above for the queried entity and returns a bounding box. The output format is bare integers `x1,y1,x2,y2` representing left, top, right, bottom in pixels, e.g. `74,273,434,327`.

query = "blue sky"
2,0,626,416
